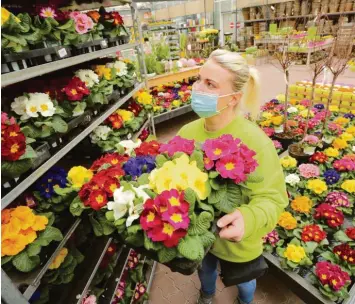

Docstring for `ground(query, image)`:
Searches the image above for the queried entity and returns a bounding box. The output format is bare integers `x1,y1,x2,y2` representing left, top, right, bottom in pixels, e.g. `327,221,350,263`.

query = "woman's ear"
229,92,242,107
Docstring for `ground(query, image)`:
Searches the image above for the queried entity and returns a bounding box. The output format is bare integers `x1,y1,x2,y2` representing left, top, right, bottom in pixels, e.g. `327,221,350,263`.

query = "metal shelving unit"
0,3,153,304
152,104,192,125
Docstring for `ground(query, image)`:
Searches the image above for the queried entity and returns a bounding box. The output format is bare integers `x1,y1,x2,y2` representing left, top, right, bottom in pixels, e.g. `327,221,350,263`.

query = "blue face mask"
191,91,235,118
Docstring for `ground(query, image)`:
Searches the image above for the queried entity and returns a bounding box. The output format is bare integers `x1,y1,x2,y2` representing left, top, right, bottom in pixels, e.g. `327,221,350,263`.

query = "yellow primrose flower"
329,105,339,112
136,91,153,105
341,180,355,193
300,109,314,118
1,7,10,26
280,156,297,169
284,244,306,263
278,212,297,230
324,147,340,158
95,65,112,80
49,248,68,270
346,126,355,136
291,196,313,214
262,112,273,119
271,115,283,126
67,166,93,189
116,109,133,122
153,105,162,113
340,132,354,142
149,154,209,200
172,100,181,107
260,120,272,127
307,179,327,195
334,117,350,126
296,105,306,111
332,138,348,150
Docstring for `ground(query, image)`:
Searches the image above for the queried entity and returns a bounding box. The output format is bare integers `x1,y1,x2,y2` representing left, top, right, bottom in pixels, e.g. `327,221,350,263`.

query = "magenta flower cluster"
159,136,195,157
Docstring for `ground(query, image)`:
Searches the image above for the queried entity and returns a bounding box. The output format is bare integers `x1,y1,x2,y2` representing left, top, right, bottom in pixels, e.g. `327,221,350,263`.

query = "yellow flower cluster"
341,180,355,193
49,248,68,270
149,154,209,200
329,105,339,112
324,147,339,158
307,179,328,195
1,7,19,26
2,206,48,257
334,117,350,126
346,126,355,136
278,212,297,230
280,156,297,169
284,244,306,263
291,196,313,214
67,166,93,189
332,138,348,150
116,109,133,122
340,132,354,142
300,109,314,118
136,91,153,106
95,65,112,80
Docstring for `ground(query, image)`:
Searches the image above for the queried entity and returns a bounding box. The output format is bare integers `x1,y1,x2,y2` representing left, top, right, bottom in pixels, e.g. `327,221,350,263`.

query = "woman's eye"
207,81,215,88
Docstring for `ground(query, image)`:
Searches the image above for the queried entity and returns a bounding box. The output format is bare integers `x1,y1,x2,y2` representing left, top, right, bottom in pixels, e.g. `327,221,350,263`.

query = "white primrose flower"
285,174,300,187
29,93,56,117
25,100,40,118
92,125,112,141
107,184,150,227
287,106,298,114
11,96,30,120
117,139,142,156
107,61,128,77
75,69,99,88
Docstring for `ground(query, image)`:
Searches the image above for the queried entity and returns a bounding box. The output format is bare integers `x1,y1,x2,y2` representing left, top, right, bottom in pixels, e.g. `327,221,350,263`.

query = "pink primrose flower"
299,163,320,178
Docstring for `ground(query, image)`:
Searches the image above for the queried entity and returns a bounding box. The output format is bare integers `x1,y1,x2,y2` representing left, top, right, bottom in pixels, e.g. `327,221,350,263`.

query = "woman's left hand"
217,210,245,242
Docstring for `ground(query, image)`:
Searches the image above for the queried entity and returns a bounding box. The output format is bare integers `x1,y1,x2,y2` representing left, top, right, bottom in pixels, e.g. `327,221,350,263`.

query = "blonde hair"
209,49,261,120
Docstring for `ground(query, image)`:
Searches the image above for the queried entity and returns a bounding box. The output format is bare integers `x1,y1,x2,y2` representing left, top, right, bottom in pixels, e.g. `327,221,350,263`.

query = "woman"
177,50,288,304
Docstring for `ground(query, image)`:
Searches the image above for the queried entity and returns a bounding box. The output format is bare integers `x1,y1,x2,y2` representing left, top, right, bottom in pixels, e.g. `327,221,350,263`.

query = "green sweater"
178,115,288,263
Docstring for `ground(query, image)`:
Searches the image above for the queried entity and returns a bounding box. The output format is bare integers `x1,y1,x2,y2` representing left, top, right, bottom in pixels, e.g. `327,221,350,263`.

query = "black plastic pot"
71,39,108,56
274,133,296,150
288,143,310,164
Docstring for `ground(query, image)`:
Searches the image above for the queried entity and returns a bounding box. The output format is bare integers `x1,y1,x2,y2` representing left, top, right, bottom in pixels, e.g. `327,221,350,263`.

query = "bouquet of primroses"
321,243,355,276
313,203,344,231
310,261,351,301
276,238,313,271
1,207,63,272
323,122,343,145
107,59,136,90
325,191,354,215
276,211,298,239
10,92,68,139
134,90,154,111
1,112,37,179
262,230,280,253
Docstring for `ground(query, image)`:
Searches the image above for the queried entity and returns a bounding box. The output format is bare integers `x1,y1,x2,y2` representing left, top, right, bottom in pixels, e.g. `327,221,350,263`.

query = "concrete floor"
148,64,354,304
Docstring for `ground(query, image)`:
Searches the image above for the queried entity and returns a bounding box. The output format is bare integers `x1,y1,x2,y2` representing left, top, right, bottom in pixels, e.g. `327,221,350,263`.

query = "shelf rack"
0,3,154,304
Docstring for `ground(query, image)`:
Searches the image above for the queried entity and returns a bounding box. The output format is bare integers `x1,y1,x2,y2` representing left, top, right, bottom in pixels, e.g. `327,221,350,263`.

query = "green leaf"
209,171,219,178
61,273,75,284
200,231,216,248
12,251,40,272
190,150,204,170
125,233,144,247
70,196,85,217
209,178,221,190
97,213,116,235
51,116,68,133
1,159,32,178
292,228,302,239
72,102,87,117
215,181,242,213
89,214,103,237
137,173,149,186
53,186,73,196
334,230,353,242
57,19,74,30
208,186,226,205
19,145,37,160
178,236,204,261
106,211,115,222
197,201,214,217
321,251,337,263
286,260,298,269
21,125,42,138
157,247,177,263
35,226,63,246
304,241,318,254
127,224,142,235
2,33,27,46
1,256,13,266
144,234,163,251
184,188,196,214
26,243,42,257
156,154,168,168
71,247,85,264
114,218,126,226
289,238,301,246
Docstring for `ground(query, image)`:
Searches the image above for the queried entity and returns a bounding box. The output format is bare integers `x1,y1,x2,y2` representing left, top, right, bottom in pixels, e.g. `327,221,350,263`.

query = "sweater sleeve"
238,142,289,240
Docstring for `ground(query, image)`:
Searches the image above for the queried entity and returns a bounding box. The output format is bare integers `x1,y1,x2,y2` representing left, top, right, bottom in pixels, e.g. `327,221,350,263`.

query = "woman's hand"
217,210,245,242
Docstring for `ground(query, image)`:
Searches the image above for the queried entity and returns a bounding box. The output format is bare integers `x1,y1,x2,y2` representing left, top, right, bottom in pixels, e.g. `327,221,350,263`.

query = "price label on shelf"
100,40,108,48
187,44,192,51
57,48,68,58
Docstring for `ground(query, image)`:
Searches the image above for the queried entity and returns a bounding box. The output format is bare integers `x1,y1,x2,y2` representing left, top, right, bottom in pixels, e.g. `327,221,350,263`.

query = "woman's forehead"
199,59,233,83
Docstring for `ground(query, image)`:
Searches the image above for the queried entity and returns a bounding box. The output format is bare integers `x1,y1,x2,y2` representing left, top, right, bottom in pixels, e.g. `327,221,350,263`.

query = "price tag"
127,133,132,139
57,48,68,58
187,44,192,51
100,39,108,48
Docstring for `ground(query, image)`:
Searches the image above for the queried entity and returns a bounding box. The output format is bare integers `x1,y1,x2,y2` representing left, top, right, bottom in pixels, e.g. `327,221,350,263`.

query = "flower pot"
274,133,295,150
288,143,310,164
303,146,316,155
